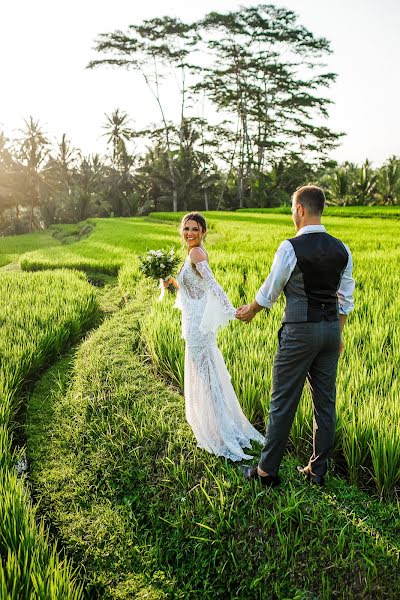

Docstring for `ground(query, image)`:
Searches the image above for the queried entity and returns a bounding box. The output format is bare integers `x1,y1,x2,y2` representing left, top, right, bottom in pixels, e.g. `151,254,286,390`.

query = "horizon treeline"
1,4,399,235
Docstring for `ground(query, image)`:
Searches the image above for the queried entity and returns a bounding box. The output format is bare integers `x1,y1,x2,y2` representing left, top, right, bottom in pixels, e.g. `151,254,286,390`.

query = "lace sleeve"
196,260,236,333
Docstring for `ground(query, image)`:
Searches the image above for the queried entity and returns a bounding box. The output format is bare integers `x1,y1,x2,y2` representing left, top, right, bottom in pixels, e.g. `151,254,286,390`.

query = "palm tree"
66,154,109,222
102,109,132,170
0,131,22,231
17,117,51,230
353,159,377,205
39,134,80,226
378,156,400,205
324,163,356,205
52,134,78,187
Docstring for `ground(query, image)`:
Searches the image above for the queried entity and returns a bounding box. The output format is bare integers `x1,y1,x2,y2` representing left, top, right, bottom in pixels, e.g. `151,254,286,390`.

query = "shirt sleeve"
255,241,297,308
337,243,355,315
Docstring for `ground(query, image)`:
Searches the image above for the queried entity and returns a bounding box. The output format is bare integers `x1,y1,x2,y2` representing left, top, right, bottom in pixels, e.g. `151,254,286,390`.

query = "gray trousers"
259,320,341,479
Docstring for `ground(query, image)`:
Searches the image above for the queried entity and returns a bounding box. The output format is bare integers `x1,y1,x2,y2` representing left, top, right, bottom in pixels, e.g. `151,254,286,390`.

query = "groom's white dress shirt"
255,225,355,315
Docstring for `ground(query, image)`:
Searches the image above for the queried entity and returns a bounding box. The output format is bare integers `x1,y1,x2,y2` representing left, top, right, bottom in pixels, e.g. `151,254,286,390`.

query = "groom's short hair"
293,185,326,216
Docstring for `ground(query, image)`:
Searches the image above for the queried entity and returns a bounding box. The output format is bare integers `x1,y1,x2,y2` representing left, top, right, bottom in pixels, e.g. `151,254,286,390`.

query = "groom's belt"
282,314,339,323
282,298,339,323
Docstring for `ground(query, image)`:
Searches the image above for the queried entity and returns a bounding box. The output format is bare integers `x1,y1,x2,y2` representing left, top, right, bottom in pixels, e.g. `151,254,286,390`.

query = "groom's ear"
298,202,306,217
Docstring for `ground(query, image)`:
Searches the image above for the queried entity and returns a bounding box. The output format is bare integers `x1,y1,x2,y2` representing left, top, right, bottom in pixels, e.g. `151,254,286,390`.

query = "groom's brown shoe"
296,465,325,486
240,465,280,487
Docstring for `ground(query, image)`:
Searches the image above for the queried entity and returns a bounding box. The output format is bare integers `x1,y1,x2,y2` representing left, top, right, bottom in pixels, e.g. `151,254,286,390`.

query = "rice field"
0,269,98,598
6,211,400,495
239,206,400,219
0,229,60,267
20,218,178,274
1,208,399,596
121,212,400,496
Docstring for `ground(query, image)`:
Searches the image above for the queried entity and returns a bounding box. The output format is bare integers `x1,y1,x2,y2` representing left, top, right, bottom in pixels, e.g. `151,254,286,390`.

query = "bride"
164,212,264,461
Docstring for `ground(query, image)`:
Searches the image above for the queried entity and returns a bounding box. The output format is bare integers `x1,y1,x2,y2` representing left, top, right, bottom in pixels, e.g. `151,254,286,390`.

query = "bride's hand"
236,304,255,322
162,278,172,289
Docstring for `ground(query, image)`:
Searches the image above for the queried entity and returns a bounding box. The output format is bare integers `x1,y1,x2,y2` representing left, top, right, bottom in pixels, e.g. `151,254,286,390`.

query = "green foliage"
20,217,179,274
322,158,400,206
0,270,98,402
26,293,400,598
0,269,98,599
138,248,181,281
120,211,400,495
0,229,60,267
0,468,84,600
132,123,223,215
378,156,400,204
3,208,400,597
238,206,400,219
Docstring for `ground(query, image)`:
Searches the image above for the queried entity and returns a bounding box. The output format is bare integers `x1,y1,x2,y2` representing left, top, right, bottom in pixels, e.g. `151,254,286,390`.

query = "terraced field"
1,209,399,598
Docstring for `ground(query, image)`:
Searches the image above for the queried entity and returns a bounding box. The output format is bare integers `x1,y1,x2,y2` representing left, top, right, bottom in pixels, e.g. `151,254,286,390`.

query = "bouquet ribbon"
158,277,170,302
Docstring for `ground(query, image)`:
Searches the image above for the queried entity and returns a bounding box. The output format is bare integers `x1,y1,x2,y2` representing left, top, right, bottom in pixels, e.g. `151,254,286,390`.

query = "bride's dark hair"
180,212,207,238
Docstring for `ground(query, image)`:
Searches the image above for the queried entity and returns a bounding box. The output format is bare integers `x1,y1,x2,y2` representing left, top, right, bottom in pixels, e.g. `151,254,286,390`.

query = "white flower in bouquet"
138,248,181,301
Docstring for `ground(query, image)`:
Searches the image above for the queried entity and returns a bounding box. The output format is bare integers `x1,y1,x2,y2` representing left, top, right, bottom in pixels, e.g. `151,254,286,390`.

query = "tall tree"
378,156,400,205
103,108,132,169
195,5,342,207
40,134,79,225
353,159,377,205
16,117,51,230
322,162,356,205
66,154,108,222
0,132,24,232
133,119,220,213
88,17,198,212
102,109,136,216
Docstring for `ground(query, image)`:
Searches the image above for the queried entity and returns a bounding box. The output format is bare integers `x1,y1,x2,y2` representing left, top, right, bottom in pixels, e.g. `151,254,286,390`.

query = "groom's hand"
236,304,256,322
237,300,265,322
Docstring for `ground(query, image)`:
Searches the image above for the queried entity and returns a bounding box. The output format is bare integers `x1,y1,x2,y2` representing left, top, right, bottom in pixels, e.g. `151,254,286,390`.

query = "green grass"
0,230,60,267
48,221,95,245
121,212,400,496
2,207,398,596
0,270,98,599
26,286,400,599
18,210,398,494
20,217,179,274
14,211,400,494
0,270,98,402
237,206,400,219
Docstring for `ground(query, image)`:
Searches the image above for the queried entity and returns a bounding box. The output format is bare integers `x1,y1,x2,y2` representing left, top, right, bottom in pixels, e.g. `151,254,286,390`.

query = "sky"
1,0,399,166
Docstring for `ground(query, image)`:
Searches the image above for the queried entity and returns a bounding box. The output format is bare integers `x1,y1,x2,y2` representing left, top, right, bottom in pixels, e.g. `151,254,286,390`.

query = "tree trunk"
204,189,209,212
30,187,36,232
238,166,244,208
173,189,178,212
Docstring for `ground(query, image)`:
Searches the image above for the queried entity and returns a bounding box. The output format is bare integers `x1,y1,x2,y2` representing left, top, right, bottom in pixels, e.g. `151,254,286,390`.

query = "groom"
236,185,355,486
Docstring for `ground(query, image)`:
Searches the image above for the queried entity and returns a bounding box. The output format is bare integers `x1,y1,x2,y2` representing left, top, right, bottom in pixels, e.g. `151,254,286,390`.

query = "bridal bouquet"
138,248,180,301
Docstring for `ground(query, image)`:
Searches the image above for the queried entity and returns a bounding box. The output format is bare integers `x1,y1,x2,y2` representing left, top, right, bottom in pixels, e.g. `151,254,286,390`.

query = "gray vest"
282,232,349,323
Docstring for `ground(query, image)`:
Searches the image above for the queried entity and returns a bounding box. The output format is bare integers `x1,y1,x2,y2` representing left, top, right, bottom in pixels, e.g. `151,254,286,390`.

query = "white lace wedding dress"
175,256,264,461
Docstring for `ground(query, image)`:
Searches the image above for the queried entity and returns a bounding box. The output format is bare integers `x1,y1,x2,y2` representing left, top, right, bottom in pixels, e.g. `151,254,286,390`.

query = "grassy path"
26,284,400,599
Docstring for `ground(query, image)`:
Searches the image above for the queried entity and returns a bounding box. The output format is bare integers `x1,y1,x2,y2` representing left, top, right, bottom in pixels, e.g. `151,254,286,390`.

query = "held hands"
236,303,257,323
236,300,265,323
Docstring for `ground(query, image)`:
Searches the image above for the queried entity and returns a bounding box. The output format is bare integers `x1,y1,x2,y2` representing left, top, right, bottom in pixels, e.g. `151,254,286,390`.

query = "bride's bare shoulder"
189,247,208,264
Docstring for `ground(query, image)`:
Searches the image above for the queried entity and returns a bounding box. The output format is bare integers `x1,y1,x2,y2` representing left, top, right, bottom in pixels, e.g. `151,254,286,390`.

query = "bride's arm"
189,248,236,318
